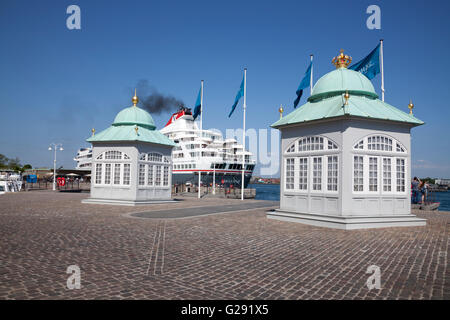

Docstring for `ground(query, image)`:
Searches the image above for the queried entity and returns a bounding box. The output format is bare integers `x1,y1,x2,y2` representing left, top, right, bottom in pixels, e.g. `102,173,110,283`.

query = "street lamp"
48,143,63,191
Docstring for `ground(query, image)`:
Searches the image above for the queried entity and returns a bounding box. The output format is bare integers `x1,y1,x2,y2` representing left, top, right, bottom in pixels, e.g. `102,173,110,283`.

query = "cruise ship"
161,106,255,187
74,107,256,187
74,147,92,170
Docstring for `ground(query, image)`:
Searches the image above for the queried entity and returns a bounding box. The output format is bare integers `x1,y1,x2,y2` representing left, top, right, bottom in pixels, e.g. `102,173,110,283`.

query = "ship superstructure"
160,106,255,187
74,147,92,170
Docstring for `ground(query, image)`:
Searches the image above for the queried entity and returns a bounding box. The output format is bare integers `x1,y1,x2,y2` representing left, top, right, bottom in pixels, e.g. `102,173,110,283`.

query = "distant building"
268,50,426,229
82,91,176,205
435,179,450,186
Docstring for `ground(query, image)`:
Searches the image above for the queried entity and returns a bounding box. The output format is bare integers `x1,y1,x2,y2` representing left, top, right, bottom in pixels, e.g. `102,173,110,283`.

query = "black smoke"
135,79,184,115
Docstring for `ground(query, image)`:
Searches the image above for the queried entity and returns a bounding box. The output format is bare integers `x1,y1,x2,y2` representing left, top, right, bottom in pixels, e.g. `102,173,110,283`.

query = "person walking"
411,177,420,204
420,181,429,204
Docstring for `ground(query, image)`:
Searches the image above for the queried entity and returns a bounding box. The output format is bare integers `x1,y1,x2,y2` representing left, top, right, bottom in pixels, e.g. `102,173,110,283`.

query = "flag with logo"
349,43,380,80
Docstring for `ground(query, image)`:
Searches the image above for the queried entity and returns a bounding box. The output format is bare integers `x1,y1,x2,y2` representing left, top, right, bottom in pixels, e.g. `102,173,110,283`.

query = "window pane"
147,165,154,186
383,158,392,192
113,164,121,185
313,157,322,191
123,164,130,185
285,158,294,190
353,156,363,191
95,163,102,184
163,166,169,186
105,164,111,184
155,165,162,186
327,156,338,191
369,157,378,191
138,164,146,185
298,158,308,190
396,159,405,192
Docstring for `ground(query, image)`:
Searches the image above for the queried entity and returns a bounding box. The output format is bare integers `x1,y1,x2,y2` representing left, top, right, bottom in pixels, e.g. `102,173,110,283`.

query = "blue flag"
293,62,312,108
228,74,244,118
349,43,380,80
193,85,202,120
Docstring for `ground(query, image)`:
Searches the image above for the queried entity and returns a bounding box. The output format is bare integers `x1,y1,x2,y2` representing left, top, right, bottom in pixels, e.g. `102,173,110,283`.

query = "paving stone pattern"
0,191,448,300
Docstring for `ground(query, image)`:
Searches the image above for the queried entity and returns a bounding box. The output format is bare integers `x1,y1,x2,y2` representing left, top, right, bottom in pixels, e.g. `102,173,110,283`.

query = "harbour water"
250,183,450,211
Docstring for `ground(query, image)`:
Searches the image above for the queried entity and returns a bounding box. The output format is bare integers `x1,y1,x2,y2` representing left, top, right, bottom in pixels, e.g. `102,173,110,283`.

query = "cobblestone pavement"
0,191,448,300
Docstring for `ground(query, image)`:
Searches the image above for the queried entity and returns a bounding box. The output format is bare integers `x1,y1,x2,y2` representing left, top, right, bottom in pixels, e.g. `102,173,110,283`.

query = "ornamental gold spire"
332,49,352,69
91,128,95,136
132,88,139,106
408,99,414,115
344,91,350,105
278,105,284,119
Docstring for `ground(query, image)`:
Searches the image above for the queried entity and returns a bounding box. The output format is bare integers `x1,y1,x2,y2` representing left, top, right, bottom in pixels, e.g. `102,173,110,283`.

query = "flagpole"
310,54,314,95
241,68,247,201
380,39,385,101
198,80,204,199
200,80,204,131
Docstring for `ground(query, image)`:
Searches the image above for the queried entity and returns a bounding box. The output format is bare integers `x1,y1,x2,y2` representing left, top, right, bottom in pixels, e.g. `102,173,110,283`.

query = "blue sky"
1,0,449,177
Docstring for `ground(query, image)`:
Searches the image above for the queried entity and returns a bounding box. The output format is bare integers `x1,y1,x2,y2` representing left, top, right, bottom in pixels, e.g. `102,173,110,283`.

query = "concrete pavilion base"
82,198,177,206
267,209,426,230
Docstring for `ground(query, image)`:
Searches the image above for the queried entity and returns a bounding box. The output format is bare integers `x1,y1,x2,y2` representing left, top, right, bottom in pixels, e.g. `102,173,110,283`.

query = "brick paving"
0,190,448,300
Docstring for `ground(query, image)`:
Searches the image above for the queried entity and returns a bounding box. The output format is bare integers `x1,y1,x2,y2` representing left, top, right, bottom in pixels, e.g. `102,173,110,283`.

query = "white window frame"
353,155,364,193
311,156,323,192
285,158,295,190
327,156,338,192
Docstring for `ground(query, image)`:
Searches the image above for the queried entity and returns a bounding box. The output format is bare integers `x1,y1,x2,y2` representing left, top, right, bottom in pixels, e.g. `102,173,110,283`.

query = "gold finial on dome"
332,49,352,69
278,105,284,118
132,88,139,107
408,99,414,115
91,128,95,136
135,125,139,135
344,91,350,105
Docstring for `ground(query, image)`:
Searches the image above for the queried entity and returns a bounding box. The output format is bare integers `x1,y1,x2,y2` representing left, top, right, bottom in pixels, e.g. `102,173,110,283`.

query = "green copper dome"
113,106,156,130
309,68,378,102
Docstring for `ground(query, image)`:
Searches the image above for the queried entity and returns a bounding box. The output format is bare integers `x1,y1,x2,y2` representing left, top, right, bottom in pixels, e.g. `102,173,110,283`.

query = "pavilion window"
147,165,154,186
138,164,146,185
113,164,121,185
312,157,322,191
328,141,338,150
123,164,131,185
285,158,294,190
396,143,405,153
298,158,308,190
163,166,169,186
104,164,111,184
327,156,338,191
382,158,392,192
95,163,102,184
396,159,405,192
369,157,378,191
155,165,162,186
353,156,364,192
